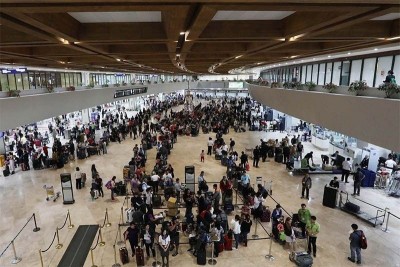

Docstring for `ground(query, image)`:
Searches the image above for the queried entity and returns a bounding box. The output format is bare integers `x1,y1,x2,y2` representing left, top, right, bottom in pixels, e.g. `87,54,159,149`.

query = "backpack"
105,180,112,190
359,230,367,249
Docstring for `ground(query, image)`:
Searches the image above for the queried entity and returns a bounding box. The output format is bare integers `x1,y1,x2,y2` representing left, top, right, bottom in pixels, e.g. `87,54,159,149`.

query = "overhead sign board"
1,68,27,74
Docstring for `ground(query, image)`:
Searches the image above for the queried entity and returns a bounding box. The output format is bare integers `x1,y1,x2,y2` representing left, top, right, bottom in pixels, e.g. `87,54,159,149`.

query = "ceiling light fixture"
235,55,243,59
180,32,185,35
288,34,305,42
58,37,70,45
116,58,121,62
347,52,351,55
386,36,400,41
374,48,378,51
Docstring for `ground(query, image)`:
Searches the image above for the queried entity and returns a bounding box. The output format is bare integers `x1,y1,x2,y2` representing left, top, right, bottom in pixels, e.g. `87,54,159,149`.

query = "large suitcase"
344,202,360,213
361,169,376,187
217,242,224,253
221,157,228,166
275,154,283,163
197,247,207,265
135,247,145,267
289,251,313,267
153,194,162,208
260,206,271,222
119,247,129,264
268,150,274,158
322,185,337,208
223,235,233,251
3,169,10,177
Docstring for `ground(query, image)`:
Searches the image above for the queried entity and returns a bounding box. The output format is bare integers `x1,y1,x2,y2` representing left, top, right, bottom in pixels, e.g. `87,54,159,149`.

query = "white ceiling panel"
212,11,295,21
371,13,400,20
68,12,161,23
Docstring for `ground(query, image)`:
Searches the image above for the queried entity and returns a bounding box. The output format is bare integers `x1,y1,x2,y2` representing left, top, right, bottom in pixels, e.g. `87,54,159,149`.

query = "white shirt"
231,220,241,234
385,159,397,169
145,191,152,205
252,196,263,209
342,160,352,171
208,140,214,147
215,148,222,155
159,235,170,246
151,174,160,182
198,175,205,184
74,171,82,179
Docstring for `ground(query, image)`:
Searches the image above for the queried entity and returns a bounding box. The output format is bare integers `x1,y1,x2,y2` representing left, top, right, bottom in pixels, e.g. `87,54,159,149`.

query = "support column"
81,108,90,124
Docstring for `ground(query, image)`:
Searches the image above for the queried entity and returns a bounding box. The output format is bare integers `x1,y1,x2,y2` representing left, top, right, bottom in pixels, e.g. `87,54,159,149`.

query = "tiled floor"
0,104,399,267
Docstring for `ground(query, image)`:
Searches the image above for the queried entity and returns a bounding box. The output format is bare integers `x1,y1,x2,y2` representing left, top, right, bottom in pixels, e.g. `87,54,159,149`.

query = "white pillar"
81,108,90,124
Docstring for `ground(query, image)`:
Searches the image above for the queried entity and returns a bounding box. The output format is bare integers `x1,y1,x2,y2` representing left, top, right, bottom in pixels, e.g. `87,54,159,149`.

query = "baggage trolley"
43,185,61,202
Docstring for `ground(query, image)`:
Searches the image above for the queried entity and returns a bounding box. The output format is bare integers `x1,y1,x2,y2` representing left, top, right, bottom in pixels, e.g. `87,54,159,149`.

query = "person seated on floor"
329,177,340,189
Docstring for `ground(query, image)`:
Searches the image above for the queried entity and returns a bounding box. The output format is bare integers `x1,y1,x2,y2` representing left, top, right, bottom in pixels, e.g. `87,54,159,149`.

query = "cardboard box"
167,197,177,209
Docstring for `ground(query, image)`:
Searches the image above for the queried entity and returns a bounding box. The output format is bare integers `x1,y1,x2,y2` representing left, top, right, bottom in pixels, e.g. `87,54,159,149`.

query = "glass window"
0,74,9,91
306,65,312,82
75,73,80,86
40,72,46,88
55,73,61,87
28,72,35,89
375,56,393,87
8,74,16,90
301,65,306,83
22,73,30,90
325,62,333,84
311,64,318,83
349,60,362,83
340,61,351,86
393,55,400,79
15,74,23,90
332,62,341,85
317,63,325,85
361,58,376,87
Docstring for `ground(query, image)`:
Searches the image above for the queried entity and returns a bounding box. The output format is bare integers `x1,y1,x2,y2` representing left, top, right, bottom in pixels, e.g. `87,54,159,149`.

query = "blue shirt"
241,173,250,185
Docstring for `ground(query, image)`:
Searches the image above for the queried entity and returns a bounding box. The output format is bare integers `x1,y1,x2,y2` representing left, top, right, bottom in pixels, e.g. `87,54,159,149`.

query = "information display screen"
228,82,243,88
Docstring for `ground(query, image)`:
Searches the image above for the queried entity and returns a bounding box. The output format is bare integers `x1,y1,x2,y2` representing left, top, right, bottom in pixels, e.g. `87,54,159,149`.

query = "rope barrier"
57,213,70,230
40,232,57,253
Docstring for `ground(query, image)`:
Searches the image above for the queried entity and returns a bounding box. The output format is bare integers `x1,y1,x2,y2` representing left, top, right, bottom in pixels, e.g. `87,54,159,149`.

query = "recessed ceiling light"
328,55,331,58
116,58,121,62
235,55,243,59
374,48,378,51
347,52,351,55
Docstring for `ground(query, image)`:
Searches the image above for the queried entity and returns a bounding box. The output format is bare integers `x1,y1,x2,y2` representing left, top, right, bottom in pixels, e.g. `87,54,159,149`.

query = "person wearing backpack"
383,70,396,84
348,223,363,264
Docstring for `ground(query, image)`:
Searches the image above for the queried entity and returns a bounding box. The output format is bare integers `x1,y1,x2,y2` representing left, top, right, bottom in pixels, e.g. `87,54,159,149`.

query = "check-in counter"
311,134,329,150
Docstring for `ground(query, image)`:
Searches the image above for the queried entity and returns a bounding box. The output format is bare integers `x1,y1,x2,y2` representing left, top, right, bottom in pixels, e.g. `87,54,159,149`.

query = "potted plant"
323,82,337,93
114,83,120,87
305,81,317,91
101,84,109,88
7,90,21,97
348,80,368,96
271,82,279,88
283,81,291,89
66,86,75,91
122,81,127,86
378,83,400,98
293,82,304,90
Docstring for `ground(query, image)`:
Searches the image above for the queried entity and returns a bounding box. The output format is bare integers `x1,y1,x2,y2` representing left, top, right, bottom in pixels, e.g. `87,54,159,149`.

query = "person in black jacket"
240,214,252,247
253,146,260,168
283,145,290,164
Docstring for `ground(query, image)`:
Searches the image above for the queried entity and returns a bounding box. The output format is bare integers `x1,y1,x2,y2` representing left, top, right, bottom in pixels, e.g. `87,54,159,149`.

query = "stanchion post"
234,188,239,209
117,225,124,246
67,210,75,229
208,242,217,265
33,213,41,232
152,243,161,267
90,249,98,267
382,212,390,233
106,208,112,227
38,250,44,267
120,207,125,225
112,245,121,267
10,240,22,264
265,234,274,261
252,219,259,239
55,228,63,249
99,227,106,246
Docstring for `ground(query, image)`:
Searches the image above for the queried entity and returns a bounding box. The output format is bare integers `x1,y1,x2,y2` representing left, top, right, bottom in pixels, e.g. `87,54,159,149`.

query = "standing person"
200,150,205,162
219,175,232,204
271,204,283,227
229,138,235,153
159,229,170,267
342,158,352,183
110,176,117,201
213,222,224,257
306,216,320,258
150,172,160,194
240,151,248,168
124,222,139,257
297,204,311,237
301,173,312,199
348,224,362,264
212,184,221,212
297,142,304,160
231,215,241,250
74,167,82,190
253,146,260,168
240,214,252,247
284,217,296,252
141,224,155,260
383,70,396,84
169,217,180,257
95,174,104,197
207,137,213,156
91,164,98,179
352,168,365,196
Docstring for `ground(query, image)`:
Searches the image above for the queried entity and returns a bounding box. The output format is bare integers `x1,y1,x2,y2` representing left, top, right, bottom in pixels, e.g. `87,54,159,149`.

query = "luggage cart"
43,185,61,202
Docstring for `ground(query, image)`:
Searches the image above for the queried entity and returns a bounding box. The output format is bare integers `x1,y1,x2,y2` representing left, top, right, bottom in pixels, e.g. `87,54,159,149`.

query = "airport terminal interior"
0,1,400,267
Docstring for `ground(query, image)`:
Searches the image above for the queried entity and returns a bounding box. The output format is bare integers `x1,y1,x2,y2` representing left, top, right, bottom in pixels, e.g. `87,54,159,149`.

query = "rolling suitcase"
119,247,129,264
268,150,274,158
123,165,130,180
135,247,145,267
322,185,337,208
223,235,233,251
196,247,207,265
153,194,162,207
217,242,224,253
260,206,271,222
344,202,360,213
224,203,234,214
289,251,313,267
275,154,283,163
3,168,10,177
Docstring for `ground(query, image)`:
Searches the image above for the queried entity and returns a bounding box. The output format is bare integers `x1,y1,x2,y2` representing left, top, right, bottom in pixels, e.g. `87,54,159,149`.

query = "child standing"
200,150,205,162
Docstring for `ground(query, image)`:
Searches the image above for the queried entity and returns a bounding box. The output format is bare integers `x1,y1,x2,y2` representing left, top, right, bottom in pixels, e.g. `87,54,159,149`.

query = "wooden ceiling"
0,0,399,74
